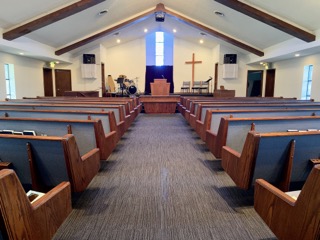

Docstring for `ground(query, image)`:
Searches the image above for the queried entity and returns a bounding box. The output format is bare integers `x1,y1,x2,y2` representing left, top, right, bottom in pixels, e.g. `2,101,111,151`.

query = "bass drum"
127,85,137,95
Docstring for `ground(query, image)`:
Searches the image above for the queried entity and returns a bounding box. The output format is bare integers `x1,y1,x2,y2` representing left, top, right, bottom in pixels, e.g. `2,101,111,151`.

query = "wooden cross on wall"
185,53,202,87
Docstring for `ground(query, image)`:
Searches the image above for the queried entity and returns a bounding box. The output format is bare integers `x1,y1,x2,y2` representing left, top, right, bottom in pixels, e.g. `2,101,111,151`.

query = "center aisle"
53,114,275,240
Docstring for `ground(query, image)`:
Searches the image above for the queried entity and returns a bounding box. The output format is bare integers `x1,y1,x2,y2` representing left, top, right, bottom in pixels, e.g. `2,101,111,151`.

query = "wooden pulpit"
150,79,170,96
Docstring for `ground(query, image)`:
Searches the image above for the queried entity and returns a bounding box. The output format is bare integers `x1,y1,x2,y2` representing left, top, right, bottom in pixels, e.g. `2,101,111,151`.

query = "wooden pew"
181,97,307,120
221,131,320,191
0,117,114,160
201,108,320,145
207,115,320,158
0,103,128,135
0,134,100,192
254,164,320,240
0,108,120,143
16,96,141,119
192,102,320,132
0,169,72,240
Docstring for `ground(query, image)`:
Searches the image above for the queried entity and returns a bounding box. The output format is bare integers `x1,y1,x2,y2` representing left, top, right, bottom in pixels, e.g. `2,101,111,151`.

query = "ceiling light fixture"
173,29,177,33
199,39,204,44
98,10,108,16
116,39,121,43
144,28,148,33
214,10,225,17
295,53,300,57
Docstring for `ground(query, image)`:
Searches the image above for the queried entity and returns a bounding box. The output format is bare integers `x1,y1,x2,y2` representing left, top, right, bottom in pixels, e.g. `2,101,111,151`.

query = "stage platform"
139,95,180,114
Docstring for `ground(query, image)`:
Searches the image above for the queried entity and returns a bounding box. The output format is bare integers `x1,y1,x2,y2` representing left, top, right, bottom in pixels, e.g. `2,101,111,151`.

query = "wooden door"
55,69,71,96
214,63,218,91
101,62,107,97
43,68,53,96
265,69,276,97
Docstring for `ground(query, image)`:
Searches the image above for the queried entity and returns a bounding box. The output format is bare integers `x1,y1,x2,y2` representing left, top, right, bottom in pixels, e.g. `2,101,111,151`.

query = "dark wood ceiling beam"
55,9,154,55
3,0,106,40
164,6,264,56
215,0,315,42
56,3,264,56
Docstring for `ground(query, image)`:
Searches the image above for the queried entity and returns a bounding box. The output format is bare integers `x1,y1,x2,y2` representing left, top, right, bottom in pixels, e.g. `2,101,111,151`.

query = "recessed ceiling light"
199,39,204,44
214,10,225,17
144,28,148,33
19,52,24,55
98,10,108,16
173,29,177,33
117,39,121,43
295,53,300,57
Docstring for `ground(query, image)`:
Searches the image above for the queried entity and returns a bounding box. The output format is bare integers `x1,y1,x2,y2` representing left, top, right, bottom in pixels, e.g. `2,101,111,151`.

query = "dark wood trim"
164,6,264,56
55,8,155,55
215,0,315,42
56,3,264,56
3,0,106,40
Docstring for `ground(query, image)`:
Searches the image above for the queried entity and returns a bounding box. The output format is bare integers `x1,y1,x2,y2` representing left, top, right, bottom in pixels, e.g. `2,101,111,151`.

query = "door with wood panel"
214,63,218,91
265,69,276,97
43,68,53,96
55,69,71,96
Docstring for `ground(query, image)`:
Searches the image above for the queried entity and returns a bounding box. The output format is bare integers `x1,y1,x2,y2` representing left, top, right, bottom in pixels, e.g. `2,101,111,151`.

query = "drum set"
115,75,138,96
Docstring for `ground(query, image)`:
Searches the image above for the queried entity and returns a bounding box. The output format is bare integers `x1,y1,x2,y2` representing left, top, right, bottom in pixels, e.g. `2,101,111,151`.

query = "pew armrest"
254,165,320,240
0,169,72,240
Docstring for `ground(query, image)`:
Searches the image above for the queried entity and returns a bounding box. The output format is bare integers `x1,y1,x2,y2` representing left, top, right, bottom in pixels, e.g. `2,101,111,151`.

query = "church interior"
0,0,320,239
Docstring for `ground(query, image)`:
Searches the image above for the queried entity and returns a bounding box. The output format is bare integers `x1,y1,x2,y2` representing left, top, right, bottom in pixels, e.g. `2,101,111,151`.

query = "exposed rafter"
164,5,264,56
55,9,155,55
55,3,264,56
3,0,106,41
215,0,316,42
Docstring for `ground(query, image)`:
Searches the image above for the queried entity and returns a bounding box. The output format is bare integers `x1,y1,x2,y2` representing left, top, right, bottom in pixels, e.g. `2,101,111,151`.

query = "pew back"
225,116,320,153
0,109,114,133
198,103,320,122
0,117,103,157
0,134,100,192
209,109,320,135
252,132,318,187
0,103,124,124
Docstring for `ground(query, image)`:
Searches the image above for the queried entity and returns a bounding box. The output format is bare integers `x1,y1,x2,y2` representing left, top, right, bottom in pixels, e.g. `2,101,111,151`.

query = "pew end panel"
221,131,260,190
0,169,72,240
62,134,100,192
254,164,320,240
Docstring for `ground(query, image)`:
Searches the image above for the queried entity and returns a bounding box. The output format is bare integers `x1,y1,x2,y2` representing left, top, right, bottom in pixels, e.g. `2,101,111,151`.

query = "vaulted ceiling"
1,0,320,64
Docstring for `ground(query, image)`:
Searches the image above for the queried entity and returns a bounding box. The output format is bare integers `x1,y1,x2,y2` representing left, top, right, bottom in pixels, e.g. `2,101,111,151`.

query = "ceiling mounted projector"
155,11,165,22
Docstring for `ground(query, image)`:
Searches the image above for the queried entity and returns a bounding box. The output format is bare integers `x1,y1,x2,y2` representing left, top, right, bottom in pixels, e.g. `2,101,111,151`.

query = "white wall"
273,53,320,101
0,52,45,99
174,38,214,93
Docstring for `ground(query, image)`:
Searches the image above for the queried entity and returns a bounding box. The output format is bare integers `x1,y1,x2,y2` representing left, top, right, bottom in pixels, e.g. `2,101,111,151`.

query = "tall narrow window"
301,65,313,100
155,32,164,66
4,64,16,99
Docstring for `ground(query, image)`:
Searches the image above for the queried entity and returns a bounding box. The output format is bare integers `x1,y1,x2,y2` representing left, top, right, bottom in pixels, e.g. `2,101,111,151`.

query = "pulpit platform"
139,95,180,114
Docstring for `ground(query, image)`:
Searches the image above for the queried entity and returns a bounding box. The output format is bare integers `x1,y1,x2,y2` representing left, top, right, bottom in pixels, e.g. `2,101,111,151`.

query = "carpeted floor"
53,114,276,240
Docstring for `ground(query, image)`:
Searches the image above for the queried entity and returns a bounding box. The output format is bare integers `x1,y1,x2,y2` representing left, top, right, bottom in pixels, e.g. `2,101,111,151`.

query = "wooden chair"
0,169,72,240
254,164,320,240
180,81,191,92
